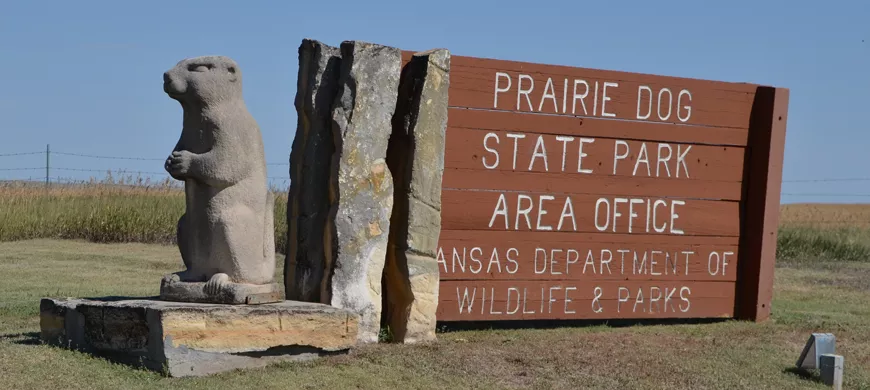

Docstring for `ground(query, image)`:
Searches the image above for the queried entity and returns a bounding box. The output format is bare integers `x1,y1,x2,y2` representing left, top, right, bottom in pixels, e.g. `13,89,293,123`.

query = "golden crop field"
780,203,870,228
0,179,289,253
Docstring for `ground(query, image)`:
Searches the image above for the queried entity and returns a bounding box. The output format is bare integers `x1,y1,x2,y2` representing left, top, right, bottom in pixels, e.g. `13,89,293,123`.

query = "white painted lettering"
489,193,509,229
677,89,692,122
482,132,500,169
469,247,483,274
594,198,611,231
494,72,511,108
670,200,685,235
565,287,578,314
572,80,589,115
618,287,630,312
601,82,618,117
534,248,547,274
506,133,526,170
556,135,574,172
633,142,651,176
657,88,673,120
539,77,558,113
506,287,521,315
550,249,563,275
613,140,630,174
537,195,554,231
578,138,595,174
506,248,519,274
516,194,534,230
517,74,534,111
557,196,577,231
679,286,691,312
676,145,691,178
486,247,502,274
656,143,673,177
636,85,653,119
529,135,549,171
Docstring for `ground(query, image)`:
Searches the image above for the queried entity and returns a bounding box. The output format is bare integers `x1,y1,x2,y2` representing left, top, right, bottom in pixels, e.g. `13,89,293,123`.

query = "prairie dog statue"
160,55,277,303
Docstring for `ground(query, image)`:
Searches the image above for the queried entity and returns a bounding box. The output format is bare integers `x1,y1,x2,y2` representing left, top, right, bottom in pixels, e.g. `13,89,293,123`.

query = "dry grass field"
0,179,289,253
781,203,870,228
0,182,869,389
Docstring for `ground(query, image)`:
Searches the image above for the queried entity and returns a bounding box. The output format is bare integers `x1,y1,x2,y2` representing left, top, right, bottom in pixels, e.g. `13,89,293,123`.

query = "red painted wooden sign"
421,54,787,322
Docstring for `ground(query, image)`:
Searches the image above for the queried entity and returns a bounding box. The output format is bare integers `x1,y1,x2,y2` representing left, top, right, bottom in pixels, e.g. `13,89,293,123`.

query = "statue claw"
204,273,230,296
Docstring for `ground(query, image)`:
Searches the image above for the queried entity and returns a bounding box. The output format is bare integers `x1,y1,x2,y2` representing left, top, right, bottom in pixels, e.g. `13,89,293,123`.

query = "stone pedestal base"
39,297,359,377
159,275,282,304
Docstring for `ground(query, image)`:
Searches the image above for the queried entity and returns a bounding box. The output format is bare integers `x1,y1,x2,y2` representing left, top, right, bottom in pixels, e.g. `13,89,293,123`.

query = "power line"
53,150,289,166
782,193,870,197
54,167,169,175
52,151,165,161
0,151,43,157
784,178,870,183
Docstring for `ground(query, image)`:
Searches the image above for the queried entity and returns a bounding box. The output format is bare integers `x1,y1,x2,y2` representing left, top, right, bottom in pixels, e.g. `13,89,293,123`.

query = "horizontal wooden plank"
443,169,742,201
438,230,741,246
436,239,739,282
447,109,750,147
440,190,741,236
436,280,735,321
448,55,757,129
444,127,746,182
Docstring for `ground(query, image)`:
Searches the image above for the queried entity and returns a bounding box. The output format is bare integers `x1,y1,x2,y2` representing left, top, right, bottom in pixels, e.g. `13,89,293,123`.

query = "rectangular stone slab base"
39,297,359,377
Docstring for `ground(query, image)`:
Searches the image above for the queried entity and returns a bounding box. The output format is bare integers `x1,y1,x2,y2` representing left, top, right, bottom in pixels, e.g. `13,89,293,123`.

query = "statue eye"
188,64,211,72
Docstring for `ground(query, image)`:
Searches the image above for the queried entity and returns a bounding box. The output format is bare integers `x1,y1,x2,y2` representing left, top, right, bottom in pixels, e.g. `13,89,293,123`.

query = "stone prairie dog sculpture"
161,55,277,303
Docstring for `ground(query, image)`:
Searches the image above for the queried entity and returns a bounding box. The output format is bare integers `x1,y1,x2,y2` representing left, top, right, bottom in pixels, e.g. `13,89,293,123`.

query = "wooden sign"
432,55,788,322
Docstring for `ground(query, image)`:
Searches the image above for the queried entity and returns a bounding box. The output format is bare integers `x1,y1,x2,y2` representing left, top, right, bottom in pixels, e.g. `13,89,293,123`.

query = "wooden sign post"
432,55,788,322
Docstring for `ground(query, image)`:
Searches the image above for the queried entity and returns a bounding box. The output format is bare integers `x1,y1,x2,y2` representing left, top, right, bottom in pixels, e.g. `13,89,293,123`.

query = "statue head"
163,55,242,106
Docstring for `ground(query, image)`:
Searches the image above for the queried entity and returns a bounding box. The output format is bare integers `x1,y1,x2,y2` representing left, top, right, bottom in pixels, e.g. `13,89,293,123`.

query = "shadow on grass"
0,331,41,345
783,366,823,385
436,317,730,333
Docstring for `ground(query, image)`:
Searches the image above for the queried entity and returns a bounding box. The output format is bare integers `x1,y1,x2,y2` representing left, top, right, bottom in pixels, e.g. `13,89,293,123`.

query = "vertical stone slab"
286,39,342,302
328,41,400,343
384,49,450,343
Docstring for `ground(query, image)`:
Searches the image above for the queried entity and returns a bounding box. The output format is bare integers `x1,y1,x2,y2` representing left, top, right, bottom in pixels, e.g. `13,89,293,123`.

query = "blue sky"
0,0,867,203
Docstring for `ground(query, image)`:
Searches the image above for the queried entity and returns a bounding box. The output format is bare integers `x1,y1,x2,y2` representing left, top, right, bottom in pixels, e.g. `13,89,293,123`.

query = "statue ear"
227,66,238,83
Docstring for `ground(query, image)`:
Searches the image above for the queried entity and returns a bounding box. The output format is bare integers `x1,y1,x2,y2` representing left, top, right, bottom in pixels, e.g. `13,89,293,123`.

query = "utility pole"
45,144,50,187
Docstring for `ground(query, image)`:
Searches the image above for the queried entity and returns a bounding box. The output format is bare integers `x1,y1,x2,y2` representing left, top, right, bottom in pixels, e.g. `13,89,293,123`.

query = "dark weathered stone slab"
40,298,358,377
327,41,401,343
286,39,342,304
385,49,450,343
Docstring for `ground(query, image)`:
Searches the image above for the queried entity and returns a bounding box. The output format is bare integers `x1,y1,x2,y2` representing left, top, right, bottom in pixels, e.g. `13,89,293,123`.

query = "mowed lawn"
0,239,868,389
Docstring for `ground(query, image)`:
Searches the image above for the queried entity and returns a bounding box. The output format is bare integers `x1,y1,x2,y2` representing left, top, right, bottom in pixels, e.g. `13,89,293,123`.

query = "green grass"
1,239,868,389
2,185,869,388
777,225,870,264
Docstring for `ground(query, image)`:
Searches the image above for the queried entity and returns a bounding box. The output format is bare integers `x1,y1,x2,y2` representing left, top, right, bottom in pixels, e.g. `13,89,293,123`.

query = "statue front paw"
166,150,194,179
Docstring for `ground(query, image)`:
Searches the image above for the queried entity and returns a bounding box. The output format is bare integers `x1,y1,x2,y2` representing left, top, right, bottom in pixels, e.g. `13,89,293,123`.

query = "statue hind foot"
204,273,230,296
160,272,281,305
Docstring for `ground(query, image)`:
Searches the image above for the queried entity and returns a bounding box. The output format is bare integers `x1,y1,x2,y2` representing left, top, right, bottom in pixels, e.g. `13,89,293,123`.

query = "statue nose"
163,72,171,84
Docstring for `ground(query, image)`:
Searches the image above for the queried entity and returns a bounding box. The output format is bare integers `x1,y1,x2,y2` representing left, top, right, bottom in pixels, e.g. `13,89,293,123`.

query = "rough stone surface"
328,41,401,343
161,55,276,303
160,276,281,304
286,40,342,303
384,49,450,343
40,298,358,377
